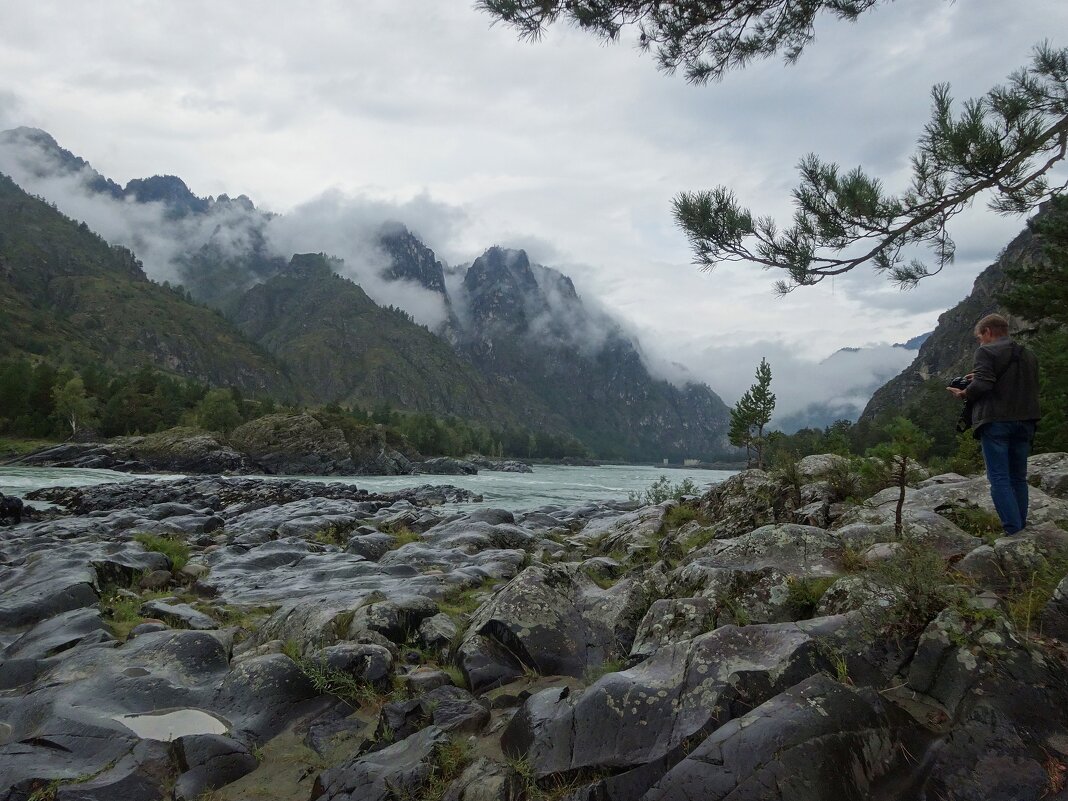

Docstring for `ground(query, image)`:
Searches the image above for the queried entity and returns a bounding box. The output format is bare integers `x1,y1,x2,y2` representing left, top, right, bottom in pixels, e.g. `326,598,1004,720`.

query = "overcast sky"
0,0,1064,411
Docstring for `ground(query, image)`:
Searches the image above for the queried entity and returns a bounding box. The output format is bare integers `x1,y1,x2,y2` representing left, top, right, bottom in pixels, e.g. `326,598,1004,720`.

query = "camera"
948,376,971,391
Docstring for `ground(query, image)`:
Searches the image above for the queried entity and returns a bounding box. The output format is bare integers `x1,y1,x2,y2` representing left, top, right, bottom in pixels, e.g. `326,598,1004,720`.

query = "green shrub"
825,458,864,503
629,475,700,505
133,533,190,572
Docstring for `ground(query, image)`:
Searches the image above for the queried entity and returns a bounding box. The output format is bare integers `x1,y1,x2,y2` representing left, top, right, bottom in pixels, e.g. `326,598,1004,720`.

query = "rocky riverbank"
3,417,533,478
3,455,1068,800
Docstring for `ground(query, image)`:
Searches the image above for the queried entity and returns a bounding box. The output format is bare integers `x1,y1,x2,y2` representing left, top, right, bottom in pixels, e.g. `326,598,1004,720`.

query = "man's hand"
947,386,967,399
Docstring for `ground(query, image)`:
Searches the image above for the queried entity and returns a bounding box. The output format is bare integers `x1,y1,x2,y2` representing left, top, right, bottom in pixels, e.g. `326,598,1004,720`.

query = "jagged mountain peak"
465,246,537,291
378,223,450,297
124,175,209,217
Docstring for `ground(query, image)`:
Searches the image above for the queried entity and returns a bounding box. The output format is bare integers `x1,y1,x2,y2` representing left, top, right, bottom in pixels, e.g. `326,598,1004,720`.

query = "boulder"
642,675,895,801
309,642,394,690
125,427,253,474
686,523,844,576
573,505,667,560
795,454,849,481
455,564,619,691
630,597,717,660
698,470,784,539
313,725,449,801
501,621,826,783
1028,451,1068,499
171,733,258,800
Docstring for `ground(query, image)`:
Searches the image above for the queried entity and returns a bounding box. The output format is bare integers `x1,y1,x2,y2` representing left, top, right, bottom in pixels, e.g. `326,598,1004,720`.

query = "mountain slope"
228,253,525,422
0,127,734,459
0,172,295,397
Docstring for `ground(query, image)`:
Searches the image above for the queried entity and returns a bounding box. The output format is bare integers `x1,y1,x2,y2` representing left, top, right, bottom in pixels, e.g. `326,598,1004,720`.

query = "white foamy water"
0,464,736,511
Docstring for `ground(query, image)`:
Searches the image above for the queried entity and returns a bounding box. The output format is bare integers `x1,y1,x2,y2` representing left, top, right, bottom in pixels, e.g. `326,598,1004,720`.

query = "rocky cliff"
454,247,732,460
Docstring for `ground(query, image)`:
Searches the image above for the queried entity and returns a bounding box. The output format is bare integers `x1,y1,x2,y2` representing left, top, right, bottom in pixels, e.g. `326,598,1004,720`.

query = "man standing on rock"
947,313,1040,535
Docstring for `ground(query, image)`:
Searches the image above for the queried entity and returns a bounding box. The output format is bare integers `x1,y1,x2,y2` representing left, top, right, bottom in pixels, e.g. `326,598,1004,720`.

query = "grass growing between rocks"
99,586,173,640
133,532,190,572
25,763,113,801
1005,556,1068,638
388,526,423,548
283,639,401,709
311,525,349,547
864,543,968,637
664,503,707,530
438,580,499,621
784,576,837,620
584,658,626,684
939,505,1004,545
404,738,472,801
508,757,612,801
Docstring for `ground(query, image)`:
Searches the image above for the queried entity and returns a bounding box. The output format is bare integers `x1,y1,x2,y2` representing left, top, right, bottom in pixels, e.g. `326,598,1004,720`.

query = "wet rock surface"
2,454,1068,801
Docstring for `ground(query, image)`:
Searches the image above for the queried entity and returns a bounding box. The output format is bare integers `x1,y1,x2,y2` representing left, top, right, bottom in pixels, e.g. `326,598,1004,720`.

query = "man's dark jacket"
964,336,1040,434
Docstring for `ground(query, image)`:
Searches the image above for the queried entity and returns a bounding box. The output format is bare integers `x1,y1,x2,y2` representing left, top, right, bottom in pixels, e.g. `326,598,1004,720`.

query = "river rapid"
0,463,737,511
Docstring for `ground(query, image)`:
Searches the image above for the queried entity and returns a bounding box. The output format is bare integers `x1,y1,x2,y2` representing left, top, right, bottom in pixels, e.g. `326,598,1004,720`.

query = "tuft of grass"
681,527,716,554
840,544,868,573
101,591,145,639
408,738,472,801
388,526,423,548
506,756,609,801
587,573,619,590
438,580,499,620
209,604,277,635
939,505,1004,545
784,575,837,620
813,637,851,684
442,664,468,689
583,658,625,684
291,653,383,708
133,533,190,572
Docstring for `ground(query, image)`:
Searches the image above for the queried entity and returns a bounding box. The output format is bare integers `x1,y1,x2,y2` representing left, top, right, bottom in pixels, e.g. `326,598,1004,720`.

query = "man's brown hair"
975,313,1010,337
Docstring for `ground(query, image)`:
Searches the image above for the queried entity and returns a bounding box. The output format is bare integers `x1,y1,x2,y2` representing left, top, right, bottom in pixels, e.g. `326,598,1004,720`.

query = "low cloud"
640,336,917,425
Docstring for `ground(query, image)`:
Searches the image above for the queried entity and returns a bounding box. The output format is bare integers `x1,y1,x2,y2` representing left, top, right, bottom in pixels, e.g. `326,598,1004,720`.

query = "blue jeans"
979,421,1035,534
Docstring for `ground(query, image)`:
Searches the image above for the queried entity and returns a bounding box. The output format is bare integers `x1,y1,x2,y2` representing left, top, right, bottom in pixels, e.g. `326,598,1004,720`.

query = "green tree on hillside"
480,2,1068,291
728,358,776,468
53,376,99,439
195,389,243,434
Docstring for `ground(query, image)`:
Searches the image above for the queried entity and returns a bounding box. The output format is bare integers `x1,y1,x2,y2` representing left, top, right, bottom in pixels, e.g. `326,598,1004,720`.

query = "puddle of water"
113,708,229,741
